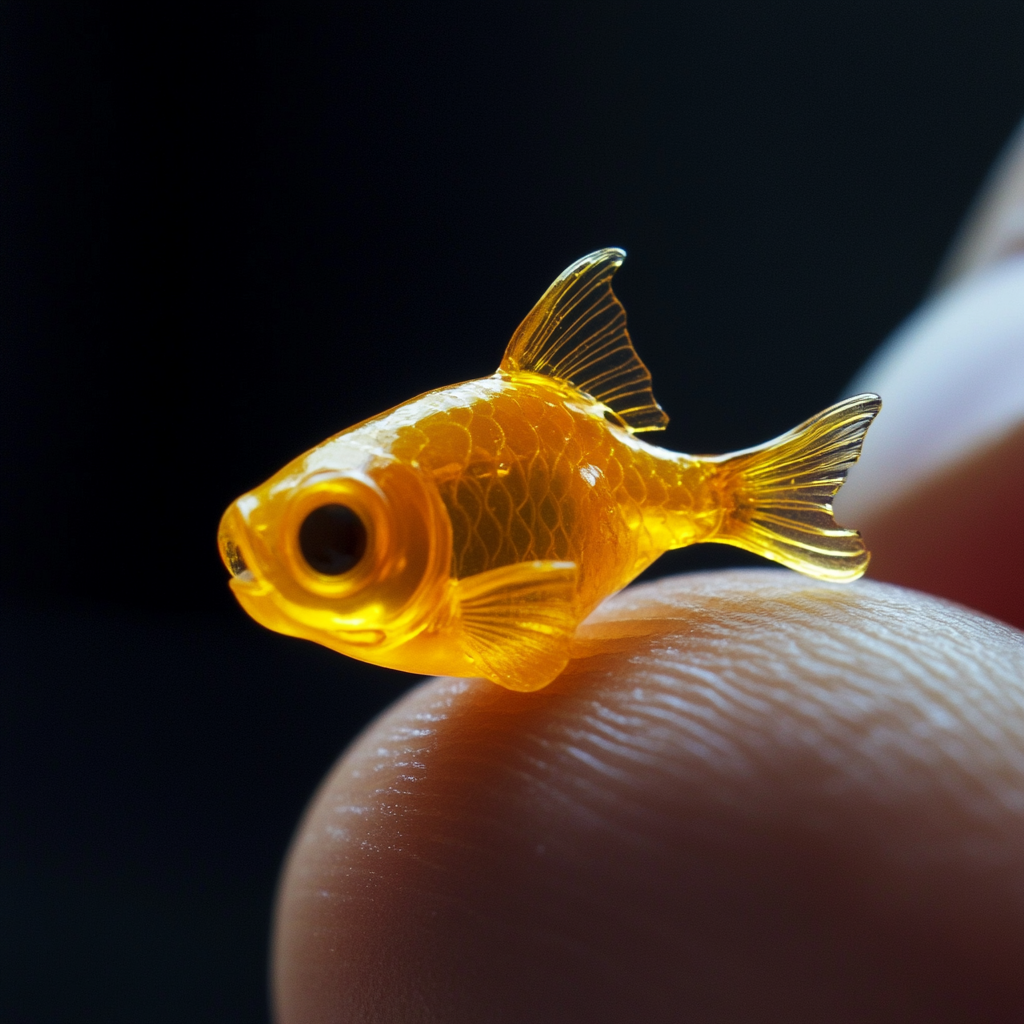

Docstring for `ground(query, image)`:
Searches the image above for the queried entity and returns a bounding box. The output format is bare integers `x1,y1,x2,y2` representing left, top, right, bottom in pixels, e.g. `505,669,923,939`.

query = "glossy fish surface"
220,250,880,690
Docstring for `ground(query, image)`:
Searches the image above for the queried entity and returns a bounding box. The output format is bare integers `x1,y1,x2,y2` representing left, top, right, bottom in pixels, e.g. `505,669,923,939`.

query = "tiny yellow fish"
219,250,880,691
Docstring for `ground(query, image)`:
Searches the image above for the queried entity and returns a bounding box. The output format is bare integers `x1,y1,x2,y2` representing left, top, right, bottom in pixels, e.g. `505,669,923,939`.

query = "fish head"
218,440,452,663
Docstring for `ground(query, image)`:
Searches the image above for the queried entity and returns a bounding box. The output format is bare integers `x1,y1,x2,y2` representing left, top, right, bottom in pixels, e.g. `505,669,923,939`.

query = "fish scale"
394,380,666,612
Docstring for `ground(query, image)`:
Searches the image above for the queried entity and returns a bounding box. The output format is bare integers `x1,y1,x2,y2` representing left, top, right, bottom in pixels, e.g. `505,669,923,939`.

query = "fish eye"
298,504,367,576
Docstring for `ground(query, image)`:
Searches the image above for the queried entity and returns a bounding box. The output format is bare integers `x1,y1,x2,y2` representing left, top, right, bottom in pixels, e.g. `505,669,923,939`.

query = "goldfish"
219,249,880,691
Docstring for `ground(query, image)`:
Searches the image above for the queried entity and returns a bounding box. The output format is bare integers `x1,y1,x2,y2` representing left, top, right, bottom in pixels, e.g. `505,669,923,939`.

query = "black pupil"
299,504,367,575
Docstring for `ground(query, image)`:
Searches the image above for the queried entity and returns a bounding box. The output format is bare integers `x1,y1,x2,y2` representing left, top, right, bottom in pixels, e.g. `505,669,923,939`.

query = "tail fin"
713,394,881,582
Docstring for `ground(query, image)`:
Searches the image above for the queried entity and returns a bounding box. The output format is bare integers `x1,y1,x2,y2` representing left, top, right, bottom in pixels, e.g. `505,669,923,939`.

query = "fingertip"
272,571,1024,1023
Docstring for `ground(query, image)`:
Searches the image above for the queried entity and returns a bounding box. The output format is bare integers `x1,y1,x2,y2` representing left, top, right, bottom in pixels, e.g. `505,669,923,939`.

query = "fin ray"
456,561,579,691
500,249,669,433
714,394,882,581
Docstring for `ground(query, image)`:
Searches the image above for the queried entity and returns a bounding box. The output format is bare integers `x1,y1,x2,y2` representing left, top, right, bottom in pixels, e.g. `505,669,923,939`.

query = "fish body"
220,250,880,690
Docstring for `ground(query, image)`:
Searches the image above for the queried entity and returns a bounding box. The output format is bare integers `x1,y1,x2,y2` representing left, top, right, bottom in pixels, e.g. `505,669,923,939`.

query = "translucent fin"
456,560,579,691
713,394,882,582
500,249,669,433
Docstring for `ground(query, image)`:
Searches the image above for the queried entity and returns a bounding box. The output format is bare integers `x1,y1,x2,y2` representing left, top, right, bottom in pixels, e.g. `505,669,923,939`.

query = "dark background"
2,3,1022,1020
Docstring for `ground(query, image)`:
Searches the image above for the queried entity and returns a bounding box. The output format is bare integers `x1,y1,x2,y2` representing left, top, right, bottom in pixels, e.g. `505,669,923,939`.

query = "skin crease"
273,137,1024,1022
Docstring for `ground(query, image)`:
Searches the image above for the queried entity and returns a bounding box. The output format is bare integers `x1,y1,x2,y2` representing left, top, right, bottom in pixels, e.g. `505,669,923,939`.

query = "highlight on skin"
219,250,880,691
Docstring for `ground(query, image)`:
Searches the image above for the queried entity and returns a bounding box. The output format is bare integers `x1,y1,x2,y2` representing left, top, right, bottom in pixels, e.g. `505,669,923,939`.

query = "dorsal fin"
500,249,669,433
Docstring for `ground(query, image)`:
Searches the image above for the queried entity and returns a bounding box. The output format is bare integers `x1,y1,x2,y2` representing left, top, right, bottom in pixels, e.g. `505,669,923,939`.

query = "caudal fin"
713,394,881,582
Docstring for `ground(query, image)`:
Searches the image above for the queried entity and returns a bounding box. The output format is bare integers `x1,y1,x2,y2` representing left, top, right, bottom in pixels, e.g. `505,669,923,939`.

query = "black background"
2,4,1022,1021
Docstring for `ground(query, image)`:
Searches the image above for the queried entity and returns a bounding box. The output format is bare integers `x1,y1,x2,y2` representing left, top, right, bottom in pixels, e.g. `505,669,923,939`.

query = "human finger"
272,570,1024,1023
834,130,1024,626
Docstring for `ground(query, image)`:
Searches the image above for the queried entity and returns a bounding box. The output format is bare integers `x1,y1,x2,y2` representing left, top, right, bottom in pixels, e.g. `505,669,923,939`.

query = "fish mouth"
222,537,253,581
222,542,260,590
218,503,262,588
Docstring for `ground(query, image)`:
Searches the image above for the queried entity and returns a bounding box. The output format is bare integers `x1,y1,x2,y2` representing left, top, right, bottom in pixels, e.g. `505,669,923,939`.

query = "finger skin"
835,256,1024,628
272,571,1024,1023
836,123,1024,629
857,421,1024,629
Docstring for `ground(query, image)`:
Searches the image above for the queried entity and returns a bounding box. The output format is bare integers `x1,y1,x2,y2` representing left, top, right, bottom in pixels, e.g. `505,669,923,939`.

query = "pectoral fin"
456,561,579,691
